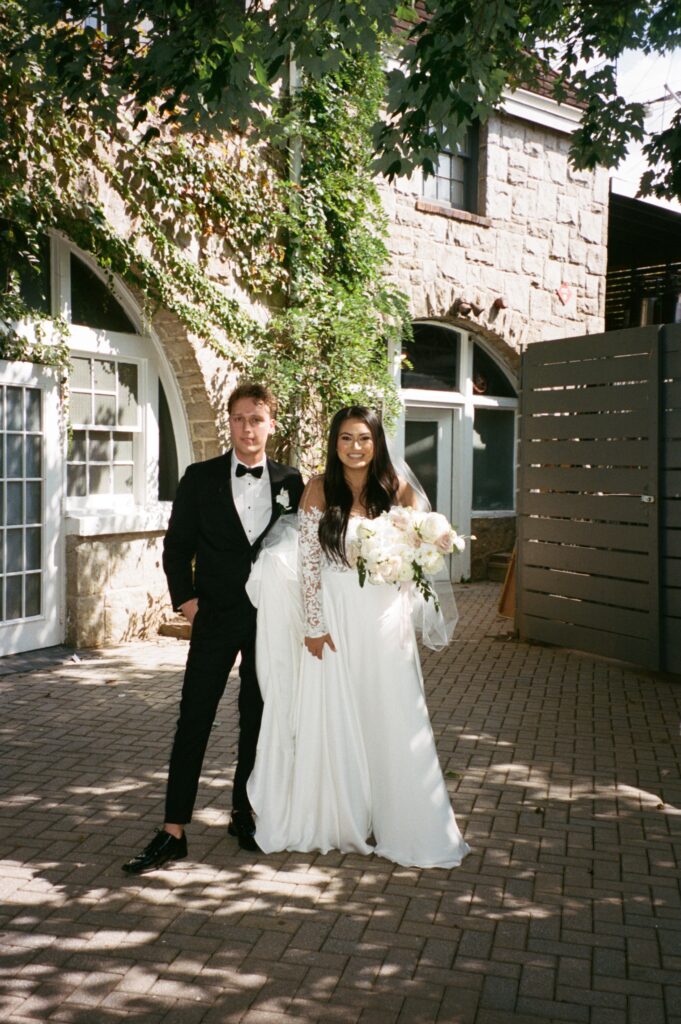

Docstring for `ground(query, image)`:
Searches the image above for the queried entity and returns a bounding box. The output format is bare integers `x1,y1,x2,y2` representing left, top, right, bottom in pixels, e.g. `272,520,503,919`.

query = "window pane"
6,574,22,620
69,430,87,462
6,528,23,572
70,254,138,333
25,573,41,617
404,421,439,512
70,357,91,389
117,363,138,427
113,464,134,494
94,393,116,426
89,434,111,462
402,323,460,391
67,464,87,497
472,344,516,398
25,436,41,477
450,179,465,208
7,481,23,525
89,465,111,495
94,359,117,391
472,409,515,511
158,381,179,501
7,435,22,477
113,433,134,461
25,389,41,432
25,481,41,524
71,392,92,425
436,176,451,202
25,527,41,571
423,172,437,199
7,387,23,430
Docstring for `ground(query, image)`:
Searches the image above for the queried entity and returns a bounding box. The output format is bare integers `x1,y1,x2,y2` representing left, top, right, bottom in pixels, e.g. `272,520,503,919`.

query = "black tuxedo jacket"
162,451,305,628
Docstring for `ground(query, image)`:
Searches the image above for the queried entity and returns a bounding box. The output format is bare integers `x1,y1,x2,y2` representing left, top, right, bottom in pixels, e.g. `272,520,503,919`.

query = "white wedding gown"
245,509,470,869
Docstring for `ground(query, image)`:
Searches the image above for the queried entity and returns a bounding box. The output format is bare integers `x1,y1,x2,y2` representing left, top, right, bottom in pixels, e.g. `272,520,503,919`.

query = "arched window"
50,238,188,514
400,321,518,576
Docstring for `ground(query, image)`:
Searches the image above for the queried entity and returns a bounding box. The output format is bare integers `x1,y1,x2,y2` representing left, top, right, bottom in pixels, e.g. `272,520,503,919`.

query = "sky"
610,46,681,212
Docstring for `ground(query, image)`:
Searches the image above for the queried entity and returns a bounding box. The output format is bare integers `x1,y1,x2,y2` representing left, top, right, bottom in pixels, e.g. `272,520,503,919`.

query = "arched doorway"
398,320,518,580
1,234,193,653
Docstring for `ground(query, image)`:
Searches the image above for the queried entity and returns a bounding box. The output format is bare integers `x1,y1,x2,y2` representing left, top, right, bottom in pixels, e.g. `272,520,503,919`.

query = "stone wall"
379,110,610,357
66,532,173,648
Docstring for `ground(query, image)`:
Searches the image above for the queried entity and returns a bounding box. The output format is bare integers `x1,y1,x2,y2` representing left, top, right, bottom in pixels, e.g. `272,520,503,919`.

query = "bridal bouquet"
347,507,468,609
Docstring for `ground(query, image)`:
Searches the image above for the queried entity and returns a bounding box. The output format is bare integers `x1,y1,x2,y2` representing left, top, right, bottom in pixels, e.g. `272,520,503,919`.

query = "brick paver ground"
1,583,680,1024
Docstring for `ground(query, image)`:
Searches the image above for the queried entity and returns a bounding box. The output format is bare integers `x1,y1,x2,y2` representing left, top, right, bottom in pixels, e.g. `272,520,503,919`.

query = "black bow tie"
236,463,264,479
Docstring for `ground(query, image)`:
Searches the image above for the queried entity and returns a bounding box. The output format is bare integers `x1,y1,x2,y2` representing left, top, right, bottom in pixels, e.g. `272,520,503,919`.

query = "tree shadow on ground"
1,588,680,1024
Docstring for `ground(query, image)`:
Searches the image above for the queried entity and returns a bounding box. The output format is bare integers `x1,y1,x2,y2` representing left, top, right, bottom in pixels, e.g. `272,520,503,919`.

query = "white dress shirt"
231,457,271,543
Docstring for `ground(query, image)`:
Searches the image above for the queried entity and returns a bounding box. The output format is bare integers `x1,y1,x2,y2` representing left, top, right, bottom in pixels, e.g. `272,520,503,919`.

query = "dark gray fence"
516,324,680,674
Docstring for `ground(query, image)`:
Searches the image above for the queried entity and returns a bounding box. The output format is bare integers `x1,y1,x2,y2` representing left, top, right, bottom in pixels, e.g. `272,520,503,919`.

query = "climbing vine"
0,2,407,458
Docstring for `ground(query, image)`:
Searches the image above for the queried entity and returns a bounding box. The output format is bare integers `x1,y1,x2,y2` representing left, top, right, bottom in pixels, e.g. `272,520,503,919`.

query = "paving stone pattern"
1,583,680,1024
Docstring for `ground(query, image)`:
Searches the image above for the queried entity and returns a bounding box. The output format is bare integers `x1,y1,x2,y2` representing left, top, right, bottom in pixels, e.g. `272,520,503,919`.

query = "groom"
123,382,304,873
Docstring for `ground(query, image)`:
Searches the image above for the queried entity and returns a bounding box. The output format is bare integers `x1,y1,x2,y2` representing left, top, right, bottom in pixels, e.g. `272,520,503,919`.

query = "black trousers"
164,610,262,824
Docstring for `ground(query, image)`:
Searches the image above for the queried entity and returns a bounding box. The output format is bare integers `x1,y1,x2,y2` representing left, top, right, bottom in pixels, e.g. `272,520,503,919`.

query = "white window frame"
394,323,518,579
50,234,192,536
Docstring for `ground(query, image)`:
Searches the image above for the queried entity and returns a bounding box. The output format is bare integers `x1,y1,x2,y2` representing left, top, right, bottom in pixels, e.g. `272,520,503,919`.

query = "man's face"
229,397,275,465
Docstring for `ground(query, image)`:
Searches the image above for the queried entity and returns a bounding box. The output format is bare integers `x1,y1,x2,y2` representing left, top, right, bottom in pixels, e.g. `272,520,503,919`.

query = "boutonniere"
274,487,292,516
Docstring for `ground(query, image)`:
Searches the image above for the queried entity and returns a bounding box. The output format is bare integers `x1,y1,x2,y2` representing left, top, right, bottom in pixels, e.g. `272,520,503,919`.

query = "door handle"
640,495,655,503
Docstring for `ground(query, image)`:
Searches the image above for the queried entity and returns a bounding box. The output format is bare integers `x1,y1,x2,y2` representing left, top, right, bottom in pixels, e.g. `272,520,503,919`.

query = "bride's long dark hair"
319,406,399,565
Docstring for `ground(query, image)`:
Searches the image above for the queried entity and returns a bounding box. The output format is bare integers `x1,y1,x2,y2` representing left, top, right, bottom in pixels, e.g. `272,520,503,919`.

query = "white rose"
421,550,444,574
388,506,412,531
420,512,450,543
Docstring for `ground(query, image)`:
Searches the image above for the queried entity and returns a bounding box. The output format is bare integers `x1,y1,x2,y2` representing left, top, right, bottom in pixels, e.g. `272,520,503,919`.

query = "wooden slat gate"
516,324,680,674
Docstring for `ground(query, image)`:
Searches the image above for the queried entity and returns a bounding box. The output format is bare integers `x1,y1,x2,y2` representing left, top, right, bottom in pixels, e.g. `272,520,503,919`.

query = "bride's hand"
304,633,337,659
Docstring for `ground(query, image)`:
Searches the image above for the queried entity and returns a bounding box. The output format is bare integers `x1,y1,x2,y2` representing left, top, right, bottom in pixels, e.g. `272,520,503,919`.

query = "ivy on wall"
0,2,406,459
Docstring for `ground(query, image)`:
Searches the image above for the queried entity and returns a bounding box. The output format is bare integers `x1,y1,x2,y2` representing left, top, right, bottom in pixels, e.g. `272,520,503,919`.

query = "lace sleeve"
299,506,327,637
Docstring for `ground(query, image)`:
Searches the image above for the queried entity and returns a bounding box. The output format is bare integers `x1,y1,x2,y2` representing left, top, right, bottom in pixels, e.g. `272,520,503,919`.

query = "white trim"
501,87,582,135
64,503,172,537
53,235,193,475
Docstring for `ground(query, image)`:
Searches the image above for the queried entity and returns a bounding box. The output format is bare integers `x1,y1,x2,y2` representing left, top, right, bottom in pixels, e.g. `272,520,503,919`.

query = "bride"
246,405,470,868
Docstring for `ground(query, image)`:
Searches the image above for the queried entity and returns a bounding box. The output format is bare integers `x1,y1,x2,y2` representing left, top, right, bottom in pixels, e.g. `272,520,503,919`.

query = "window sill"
415,199,492,228
65,503,172,537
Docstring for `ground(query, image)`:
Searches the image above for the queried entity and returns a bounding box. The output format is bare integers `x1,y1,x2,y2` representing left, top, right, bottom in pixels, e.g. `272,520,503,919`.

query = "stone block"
530,289,553,321
67,595,110,648
495,236,523,274
486,148,509,183
557,195,579,224
547,151,567,185
543,261,563,291
568,238,588,266
550,225,570,259
536,188,558,221
511,189,534,219
522,253,545,277
66,539,111,597
579,211,603,244
489,189,512,221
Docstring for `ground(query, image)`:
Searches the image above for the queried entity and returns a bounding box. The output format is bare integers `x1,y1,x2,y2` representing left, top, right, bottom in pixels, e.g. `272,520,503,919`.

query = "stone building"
0,81,608,654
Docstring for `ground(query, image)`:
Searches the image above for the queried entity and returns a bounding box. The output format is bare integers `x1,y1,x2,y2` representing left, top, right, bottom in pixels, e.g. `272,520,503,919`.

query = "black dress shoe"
122,829,188,874
228,810,259,852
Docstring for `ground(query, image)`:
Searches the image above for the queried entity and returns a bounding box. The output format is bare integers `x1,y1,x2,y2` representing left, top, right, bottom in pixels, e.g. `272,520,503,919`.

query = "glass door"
0,363,63,655
404,405,470,581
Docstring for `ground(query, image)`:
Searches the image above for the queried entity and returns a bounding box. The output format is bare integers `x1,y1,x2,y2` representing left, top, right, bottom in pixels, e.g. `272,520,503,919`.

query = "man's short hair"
227,382,278,418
